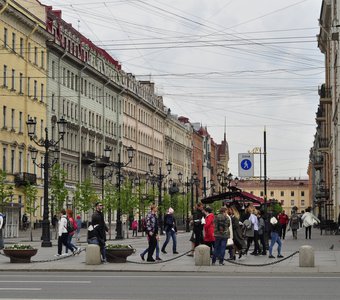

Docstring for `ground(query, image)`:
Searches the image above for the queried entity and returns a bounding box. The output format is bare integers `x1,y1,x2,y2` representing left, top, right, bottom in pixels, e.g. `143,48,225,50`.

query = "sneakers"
161,249,167,254
140,254,145,261
277,254,284,258
269,255,275,258
219,262,225,266
54,254,61,257
147,258,155,262
156,257,162,261
173,251,179,254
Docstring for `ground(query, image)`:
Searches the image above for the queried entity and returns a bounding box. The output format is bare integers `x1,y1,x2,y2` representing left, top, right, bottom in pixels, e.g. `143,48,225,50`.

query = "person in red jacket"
203,206,215,255
277,210,289,240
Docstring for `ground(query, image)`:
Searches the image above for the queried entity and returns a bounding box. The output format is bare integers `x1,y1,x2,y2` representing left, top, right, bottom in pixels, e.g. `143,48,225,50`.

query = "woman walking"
301,207,320,239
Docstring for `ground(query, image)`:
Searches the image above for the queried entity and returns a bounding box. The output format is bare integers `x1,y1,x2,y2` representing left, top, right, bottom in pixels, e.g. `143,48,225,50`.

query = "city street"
0,272,339,300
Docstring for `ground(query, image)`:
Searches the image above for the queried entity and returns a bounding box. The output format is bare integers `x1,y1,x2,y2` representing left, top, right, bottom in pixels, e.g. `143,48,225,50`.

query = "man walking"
161,208,178,254
146,205,158,262
212,207,230,265
278,210,289,239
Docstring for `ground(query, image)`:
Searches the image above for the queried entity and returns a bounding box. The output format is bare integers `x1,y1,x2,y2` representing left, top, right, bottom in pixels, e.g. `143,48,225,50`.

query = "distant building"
237,179,310,215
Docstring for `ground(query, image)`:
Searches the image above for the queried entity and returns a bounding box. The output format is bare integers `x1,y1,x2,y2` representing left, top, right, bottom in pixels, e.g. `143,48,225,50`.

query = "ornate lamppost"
148,160,172,234
26,116,67,247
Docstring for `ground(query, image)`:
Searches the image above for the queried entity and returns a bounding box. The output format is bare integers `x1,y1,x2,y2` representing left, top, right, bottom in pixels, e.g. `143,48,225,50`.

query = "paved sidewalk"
1,227,340,273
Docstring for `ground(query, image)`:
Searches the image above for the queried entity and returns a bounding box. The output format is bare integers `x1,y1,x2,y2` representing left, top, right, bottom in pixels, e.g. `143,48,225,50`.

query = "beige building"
0,0,52,236
237,179,311,215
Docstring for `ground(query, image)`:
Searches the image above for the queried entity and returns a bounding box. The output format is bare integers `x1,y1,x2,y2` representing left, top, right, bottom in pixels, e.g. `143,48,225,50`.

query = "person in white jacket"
56,209,79,256
301,207,320,239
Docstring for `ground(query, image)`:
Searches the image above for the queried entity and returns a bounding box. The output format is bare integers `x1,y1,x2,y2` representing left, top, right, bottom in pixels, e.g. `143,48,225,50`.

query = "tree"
50,163,68,215
23,184,38,242
0,170,12,213
74,179,99,224
103,181,118,240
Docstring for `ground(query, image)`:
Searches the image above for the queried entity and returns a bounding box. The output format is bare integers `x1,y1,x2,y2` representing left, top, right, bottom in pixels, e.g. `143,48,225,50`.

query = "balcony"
318,84,332,105
82,151,95,164
313,155,324,170
315,106,326,122
318,138,330,151
14,172,37,186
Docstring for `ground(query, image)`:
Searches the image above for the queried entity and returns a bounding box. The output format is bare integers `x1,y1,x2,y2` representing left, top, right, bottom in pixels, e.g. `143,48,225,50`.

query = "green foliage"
23,184,38,217
5,244,34,250
50,164,68,213
105,244,133,249
103,182,118,212
268,200,283,215
74,179,99,215
120,179,139,215
0,170,12,212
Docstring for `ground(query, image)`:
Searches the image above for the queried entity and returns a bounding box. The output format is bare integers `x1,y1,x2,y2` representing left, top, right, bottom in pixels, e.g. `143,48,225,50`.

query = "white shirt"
249,213,259,231
58,215,68,236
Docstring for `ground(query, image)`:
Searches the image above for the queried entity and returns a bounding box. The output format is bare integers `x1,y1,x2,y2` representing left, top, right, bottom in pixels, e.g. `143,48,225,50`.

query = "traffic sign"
238,153,254,178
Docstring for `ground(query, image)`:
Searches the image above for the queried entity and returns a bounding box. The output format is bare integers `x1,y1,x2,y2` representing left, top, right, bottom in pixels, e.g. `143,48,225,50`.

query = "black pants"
259,233,266,254
58,233,75,255
147,233,157,260
305,226,312,239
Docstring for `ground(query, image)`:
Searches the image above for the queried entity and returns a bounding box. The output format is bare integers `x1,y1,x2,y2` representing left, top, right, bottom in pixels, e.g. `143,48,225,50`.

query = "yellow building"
0,0,51,236
237,179,311,215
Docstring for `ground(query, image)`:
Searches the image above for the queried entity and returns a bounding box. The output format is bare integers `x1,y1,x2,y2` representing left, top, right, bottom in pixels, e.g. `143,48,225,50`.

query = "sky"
41,0,324,179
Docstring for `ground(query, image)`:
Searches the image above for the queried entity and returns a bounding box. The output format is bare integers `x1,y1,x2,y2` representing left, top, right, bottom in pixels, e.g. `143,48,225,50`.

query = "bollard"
194,244,211,266
299,245,314,267
86,244,101,265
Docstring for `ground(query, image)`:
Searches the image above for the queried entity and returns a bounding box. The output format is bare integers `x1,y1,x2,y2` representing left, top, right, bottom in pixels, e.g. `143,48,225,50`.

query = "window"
260,191,264,196
34,80,37,99
41,51,44,68
2,147,7,171
290,200,295,206
34,47,38,64
11,108,14,130
27,77,31,97
19,111,23,133
301,199,305,206
2,106,6,128
18,151,23,173
40,120,43,139
51,93,55,111
11,149,15,173
63,68,66,85
19,73,23,94
51,61,55,79
67,70,70,88
11,69,15,90
12,32,15,51
270,191,274,197
301,191,305,197
20,37,23,56
40,83,44,101
280,191,284,197
3,65,7,87
28,43,31,61
291,191,294,197
4,28,8,47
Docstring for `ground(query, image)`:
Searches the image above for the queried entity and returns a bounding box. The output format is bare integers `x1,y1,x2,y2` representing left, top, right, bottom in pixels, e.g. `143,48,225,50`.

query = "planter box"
3,249,38,263
106,248,134,263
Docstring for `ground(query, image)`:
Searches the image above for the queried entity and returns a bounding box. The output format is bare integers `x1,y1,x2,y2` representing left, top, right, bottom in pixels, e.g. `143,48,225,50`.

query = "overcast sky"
42,0,324,179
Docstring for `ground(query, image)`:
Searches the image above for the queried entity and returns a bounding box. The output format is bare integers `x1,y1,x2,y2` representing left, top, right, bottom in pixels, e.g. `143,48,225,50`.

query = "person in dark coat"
268,215,284,258
89,202,108,262
229,206,246,258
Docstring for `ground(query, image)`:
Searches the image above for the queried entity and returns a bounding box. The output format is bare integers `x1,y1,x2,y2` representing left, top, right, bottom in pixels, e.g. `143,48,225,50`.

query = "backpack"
66,217,74,233
290,214,299,226
217,218,226,233
243,219,252,229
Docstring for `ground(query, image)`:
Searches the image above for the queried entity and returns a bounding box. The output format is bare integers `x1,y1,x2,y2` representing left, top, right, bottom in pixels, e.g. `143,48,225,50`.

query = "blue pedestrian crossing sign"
238,153,254,177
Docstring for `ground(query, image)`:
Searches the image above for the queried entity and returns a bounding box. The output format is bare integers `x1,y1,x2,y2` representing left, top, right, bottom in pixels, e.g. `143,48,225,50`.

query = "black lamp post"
217,171,239,193
113,146,135,240
26,116,67,247
148,160,172,235
190,172,198,215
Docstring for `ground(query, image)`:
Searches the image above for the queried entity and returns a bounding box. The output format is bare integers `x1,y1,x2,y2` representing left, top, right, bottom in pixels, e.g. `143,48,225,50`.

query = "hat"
270,216,278,225
205,207,213,213
168,208,174,214
76,215,81,220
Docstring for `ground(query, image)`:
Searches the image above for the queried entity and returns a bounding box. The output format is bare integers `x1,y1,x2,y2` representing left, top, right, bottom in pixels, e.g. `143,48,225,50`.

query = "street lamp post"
113,146,135,240
148,161,172,235
26,116,67,247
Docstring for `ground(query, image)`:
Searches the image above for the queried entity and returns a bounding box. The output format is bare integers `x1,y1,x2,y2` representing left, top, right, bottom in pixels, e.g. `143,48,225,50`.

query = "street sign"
238,153,254,178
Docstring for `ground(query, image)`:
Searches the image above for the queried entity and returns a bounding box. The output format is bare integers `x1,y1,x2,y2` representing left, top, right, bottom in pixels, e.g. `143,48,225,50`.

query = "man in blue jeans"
161,208,178,254
269,216,284,259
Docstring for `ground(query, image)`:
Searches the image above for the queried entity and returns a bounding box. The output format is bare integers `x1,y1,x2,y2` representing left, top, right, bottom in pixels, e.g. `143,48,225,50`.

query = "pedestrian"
161,208,178,254
268,215,284,259
90,202,108,262
145,205,158,262
65,209,79,254
212,207,230,265
56,209,79,257
52,215,58,231
301,207,320,239
229,206,246,258
203,206,215,255
247,207,260,256
278,210,289,239
132,219,138,237
22,213,28,231
226,208,235,260
257,210,267,255
140,237,162,261
289,210,299,239
76,215,82,241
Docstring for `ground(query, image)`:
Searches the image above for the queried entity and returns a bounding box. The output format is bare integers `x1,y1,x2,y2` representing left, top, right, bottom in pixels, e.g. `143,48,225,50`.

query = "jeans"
65,234,77,254
305,226,312,239
212,237,227,264
269,232,282,256
142,240,160,258
280,224,287,239
58,233,76,255
147,234,157,261
161,229,177,252
88,238,106,260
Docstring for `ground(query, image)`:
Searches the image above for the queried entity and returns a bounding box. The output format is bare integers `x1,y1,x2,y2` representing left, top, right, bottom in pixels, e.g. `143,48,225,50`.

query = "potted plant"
3,244,38,263
105,244,135,263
